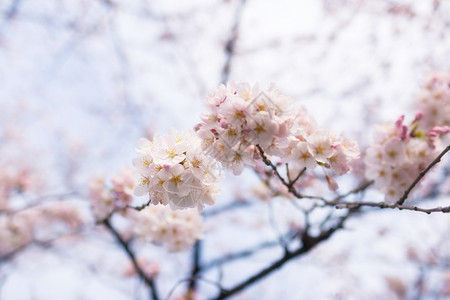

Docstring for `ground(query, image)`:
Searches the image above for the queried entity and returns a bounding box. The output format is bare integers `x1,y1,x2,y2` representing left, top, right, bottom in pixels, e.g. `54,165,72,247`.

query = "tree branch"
188,241,202,294
324,145,450,213
334,201,450,214
256,144,330,201
396,145,450,205
103,219,159,300
211,210,353,299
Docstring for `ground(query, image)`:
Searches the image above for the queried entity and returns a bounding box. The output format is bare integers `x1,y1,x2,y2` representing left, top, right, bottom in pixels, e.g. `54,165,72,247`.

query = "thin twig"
325,145,450,213
103,219,160,300
166,276,224,300
334,201,450,214
211,210,354,300
396,145,450,205
289,167,307,187
256,145,327,201
128,199,151,211
256,145,300,197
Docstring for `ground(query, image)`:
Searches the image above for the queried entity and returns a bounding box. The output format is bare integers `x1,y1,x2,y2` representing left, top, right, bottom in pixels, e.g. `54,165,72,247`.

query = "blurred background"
1,0,450,299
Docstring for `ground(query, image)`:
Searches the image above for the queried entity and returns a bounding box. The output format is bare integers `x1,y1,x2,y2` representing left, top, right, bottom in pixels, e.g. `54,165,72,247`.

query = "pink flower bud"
414,112,423,122
430,126,450,135
395,115,405,128
325,174,339,191
400,125,408,140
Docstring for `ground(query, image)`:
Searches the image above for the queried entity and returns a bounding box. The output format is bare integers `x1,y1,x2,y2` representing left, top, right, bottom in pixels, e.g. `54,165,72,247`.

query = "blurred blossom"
89,169,135,221
414,72,450,131
365,115,449,202
132,205,203,252
122,258,159,279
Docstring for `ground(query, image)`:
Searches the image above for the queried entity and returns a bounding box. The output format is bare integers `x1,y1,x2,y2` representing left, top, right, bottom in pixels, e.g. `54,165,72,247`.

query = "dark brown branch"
188,241,202,293
326,145,450,213
396,145,450,205
335,201,450,214
211,211,353,299
128,199,151,211
256,145,288,185
423,164,450,199
200,228,301,273
256,145,327,201
103,219,159,300
259,141,450,215
166,276,225,300
289,167,307,187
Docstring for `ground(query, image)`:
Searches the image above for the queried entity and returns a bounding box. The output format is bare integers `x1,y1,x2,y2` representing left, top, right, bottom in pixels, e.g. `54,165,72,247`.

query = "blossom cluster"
414,72,450,131
89,169,135,221
0,212,33,257
132,205,203,252
123,257,159,279
0,166,36,210
364,115,448,202
133,129,221,211
195,82,359,188
0,162,84,258
0,203,84,258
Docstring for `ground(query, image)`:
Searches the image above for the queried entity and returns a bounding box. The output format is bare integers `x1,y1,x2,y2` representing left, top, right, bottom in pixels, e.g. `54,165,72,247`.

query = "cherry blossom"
364,115,448,202
414,73,450,131
195,82,360,190
132,205,203,252
133,129,222,211
89,169,135,221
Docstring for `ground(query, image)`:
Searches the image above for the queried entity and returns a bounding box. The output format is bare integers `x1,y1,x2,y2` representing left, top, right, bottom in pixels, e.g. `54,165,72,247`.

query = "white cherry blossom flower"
194,82,359,191
289,142,317,169
307,133,333,163
133,129,222,211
